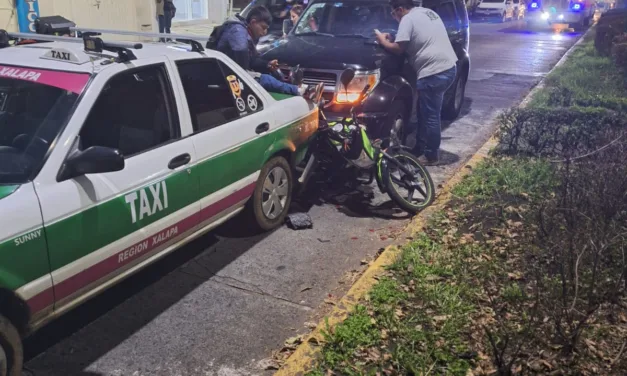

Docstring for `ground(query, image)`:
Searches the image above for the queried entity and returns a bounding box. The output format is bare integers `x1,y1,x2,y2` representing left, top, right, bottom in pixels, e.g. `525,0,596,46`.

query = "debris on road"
284,335,303,348
285,213,313,230
258,358,281,370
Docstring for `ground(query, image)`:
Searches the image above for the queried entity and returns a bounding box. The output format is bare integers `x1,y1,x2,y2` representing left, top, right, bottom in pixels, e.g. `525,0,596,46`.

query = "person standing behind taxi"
156,0,175,38
375,0,457,165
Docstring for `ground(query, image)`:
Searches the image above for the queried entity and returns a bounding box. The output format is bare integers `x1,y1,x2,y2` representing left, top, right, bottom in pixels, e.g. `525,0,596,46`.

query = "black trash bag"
285,213,313,230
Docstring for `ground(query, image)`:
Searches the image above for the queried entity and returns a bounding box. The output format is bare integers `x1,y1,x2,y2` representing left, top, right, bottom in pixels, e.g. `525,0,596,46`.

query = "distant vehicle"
525,0,595,30
474,0,518,21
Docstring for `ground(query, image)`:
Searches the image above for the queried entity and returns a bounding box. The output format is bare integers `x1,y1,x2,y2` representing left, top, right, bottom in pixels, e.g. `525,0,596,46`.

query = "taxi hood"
0,185,18,201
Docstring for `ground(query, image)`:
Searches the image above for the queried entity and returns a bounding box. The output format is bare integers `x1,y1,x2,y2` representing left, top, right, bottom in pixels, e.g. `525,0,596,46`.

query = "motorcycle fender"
361,75,414,114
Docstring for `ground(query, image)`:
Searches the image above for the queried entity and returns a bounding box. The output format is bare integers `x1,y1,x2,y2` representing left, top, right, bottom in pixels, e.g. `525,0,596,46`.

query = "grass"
528,37,627,111
312,234,479,375
307,157,557,375
451,157,557,201
303,32,626,376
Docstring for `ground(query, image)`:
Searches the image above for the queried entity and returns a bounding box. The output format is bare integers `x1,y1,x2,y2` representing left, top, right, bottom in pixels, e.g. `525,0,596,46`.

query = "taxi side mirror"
58,146,125,181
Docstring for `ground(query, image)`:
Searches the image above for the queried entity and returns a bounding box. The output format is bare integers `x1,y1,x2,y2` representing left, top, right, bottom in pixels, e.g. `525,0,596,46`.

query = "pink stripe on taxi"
0,65,90,94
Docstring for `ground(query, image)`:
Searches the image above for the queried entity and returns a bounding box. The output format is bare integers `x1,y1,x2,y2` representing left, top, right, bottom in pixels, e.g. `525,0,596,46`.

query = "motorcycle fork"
374,152,387,193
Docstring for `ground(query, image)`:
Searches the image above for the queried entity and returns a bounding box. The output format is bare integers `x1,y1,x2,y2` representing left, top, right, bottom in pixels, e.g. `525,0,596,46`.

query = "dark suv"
250,0,470,140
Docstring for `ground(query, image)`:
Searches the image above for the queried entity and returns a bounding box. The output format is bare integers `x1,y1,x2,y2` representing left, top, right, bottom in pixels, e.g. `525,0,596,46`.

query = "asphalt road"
24,21,582,376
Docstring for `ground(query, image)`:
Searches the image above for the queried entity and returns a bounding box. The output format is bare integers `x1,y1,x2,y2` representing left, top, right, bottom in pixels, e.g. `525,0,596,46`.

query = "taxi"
0,30,317,376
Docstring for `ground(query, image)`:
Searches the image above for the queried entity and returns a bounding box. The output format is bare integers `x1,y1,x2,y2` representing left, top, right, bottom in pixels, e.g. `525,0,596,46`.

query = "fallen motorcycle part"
285,213,313,230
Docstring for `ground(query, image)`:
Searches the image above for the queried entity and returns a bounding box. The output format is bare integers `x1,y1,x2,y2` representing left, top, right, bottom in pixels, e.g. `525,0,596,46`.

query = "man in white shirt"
376,0,457,165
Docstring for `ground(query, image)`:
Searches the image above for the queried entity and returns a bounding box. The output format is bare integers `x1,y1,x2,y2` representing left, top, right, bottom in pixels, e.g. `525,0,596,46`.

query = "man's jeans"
256,74,299,96
158,14,172,35
414,66,457,160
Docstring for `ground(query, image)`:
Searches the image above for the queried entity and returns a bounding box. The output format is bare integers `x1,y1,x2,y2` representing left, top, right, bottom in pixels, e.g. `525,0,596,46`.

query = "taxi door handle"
256,122,270,134
168,153,191,170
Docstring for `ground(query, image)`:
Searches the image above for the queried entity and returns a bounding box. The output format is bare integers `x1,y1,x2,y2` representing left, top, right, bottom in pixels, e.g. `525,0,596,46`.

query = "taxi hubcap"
262,167,289,220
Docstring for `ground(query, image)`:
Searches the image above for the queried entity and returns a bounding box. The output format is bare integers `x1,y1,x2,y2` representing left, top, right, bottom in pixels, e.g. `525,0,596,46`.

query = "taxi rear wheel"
251,156,293,231
0,315,22,376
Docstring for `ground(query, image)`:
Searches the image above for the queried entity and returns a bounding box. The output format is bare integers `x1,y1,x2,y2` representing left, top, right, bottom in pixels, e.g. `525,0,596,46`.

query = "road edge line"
274,26,594,376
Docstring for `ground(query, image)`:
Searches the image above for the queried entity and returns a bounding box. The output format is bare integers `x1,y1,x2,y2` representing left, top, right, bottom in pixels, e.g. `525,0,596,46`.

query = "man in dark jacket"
216,6,302,95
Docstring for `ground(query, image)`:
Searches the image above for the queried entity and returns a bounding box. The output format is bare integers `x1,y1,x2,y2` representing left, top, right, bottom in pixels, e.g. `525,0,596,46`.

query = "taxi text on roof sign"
41,48,91,65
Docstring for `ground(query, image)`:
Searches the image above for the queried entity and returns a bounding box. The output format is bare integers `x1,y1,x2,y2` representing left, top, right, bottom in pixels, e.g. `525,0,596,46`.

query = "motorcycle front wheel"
382,150,435,214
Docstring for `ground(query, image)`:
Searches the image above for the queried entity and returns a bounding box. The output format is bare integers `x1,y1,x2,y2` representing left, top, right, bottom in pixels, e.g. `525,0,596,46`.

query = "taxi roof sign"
41,47,90,65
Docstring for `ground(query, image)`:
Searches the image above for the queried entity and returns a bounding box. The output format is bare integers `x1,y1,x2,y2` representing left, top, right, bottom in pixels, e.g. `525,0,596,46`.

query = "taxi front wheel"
0,315,22,376
251,156,293,231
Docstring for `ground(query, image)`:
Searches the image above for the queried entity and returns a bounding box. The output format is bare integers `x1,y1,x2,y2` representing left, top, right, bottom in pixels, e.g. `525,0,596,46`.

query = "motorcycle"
298,69,435,214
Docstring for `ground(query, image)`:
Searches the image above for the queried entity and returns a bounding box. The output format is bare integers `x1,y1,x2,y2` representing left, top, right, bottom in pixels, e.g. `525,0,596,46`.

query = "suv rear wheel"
387,100,409,146
442,71,467,121
0,315,22,376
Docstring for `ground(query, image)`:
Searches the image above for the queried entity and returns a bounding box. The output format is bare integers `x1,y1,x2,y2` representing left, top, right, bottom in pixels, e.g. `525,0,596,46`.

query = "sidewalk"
171,22,216,36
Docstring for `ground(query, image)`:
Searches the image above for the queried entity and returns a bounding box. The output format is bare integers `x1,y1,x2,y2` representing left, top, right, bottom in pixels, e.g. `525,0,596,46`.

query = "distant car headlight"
541,12,550,19
558,14,564,19
335,70,380,103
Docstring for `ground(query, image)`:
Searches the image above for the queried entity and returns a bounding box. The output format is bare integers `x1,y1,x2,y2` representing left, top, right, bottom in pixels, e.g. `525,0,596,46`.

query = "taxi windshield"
0,66,90,185
294,1,398,38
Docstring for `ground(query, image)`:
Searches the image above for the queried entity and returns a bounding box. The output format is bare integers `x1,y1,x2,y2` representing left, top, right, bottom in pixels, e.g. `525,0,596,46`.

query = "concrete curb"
273,26,595,376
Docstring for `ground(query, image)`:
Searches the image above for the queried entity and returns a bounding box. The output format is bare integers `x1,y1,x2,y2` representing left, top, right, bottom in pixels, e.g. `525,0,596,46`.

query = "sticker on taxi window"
227,75,242,98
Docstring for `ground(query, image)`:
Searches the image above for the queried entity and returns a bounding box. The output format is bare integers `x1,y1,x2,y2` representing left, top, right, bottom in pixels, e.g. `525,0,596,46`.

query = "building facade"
0,0,229,35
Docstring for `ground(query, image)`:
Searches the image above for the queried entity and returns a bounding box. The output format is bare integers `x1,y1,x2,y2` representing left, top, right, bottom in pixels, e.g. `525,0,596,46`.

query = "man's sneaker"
301,83,324,101
310,82,325,102
298,84,308,96
417,155,439,166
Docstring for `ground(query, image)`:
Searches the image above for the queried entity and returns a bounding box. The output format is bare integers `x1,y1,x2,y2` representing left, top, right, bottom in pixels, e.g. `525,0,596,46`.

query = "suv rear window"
436,2,460,30
0,66,89,184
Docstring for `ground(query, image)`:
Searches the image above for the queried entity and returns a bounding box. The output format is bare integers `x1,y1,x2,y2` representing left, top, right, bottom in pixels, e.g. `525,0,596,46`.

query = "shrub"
611,32,627,70
495,107,627,158
533,128,627,354
594,9,627,56
528,41,627,110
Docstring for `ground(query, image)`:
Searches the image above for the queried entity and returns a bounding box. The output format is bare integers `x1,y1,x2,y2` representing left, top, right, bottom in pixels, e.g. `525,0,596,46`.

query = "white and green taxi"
0,32,317,375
